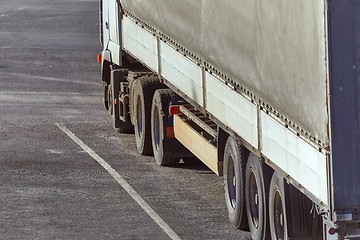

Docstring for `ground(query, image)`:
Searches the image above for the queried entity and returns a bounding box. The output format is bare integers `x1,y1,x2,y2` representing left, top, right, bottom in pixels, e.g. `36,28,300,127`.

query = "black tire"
133,76,163,155
269,172,288,240
103,83,109,110
151,89,179,166
107,84,113,115
245,154,271,240
101,61,111,111
223,136,248,230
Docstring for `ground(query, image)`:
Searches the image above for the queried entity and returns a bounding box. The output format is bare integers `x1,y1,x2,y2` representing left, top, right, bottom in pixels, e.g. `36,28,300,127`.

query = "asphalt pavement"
0,0,250,239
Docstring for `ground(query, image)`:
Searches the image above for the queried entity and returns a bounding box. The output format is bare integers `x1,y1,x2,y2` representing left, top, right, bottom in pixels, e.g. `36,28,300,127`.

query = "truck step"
179,106,217,138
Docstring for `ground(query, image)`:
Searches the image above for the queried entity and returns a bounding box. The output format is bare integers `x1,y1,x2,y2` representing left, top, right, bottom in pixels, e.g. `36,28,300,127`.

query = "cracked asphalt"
0,0,251,239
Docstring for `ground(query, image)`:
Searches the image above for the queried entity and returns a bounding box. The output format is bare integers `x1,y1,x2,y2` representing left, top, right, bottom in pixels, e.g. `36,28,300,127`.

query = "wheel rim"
226,154,237,208
153,105,160,151
273,190,285,239
249,170,260,229
136,95,143,138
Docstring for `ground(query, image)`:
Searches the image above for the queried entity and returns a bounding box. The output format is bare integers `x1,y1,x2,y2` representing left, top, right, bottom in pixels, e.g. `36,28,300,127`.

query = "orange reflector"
97,54,102,63
166,126,175,138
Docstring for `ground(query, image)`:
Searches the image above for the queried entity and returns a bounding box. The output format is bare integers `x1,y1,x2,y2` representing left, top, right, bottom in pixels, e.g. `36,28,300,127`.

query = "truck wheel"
103,83,109,110
245,154,270,240
269,172,288,240
101,60,111,111
107,84,113,115
133,76,163,155
151,89,179,166
223,136,248,230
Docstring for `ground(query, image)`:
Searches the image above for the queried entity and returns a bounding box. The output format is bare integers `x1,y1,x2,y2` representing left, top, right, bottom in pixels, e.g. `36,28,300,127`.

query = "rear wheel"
223,136,248,230
269,172,288,240
133,76,163,155
151,89,179,166
245,154,270,240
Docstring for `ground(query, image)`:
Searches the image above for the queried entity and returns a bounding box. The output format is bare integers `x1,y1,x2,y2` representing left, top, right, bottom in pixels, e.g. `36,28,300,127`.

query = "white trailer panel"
122,17,158,72
160,42,203,106
206,73,258,148
261,111,328,206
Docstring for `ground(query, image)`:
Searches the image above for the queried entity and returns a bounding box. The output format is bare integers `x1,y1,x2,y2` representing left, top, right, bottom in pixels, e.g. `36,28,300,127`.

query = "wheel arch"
101,50,112,84
218,128,251,164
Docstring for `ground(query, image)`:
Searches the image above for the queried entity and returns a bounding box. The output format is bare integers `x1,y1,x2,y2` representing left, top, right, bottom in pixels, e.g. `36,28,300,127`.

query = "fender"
101,49,112,83
102,49,112,64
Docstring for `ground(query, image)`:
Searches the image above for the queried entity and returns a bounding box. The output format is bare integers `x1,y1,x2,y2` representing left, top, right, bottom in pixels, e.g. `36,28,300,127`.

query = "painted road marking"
56,123,181,240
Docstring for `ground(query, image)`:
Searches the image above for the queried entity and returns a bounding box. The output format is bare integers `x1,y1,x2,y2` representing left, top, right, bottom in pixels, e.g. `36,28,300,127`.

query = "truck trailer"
98,0,360,239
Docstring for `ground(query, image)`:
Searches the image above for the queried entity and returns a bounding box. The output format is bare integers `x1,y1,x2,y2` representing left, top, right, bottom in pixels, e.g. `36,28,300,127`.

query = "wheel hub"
249,171,260,229
273,190,285,239
227,155,237,208
153,106,160,151
136,96,143,138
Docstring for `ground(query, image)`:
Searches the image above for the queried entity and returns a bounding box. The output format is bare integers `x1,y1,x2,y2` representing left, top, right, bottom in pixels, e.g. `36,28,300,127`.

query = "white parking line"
55,123,181,240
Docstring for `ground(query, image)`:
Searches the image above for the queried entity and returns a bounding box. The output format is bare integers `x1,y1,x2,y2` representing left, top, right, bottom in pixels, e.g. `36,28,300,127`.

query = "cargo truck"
98,0,360,239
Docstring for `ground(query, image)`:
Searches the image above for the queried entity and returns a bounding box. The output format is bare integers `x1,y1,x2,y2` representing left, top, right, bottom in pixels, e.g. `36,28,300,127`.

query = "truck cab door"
100,0,110,48
105,0,122,65
108,0,120,45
